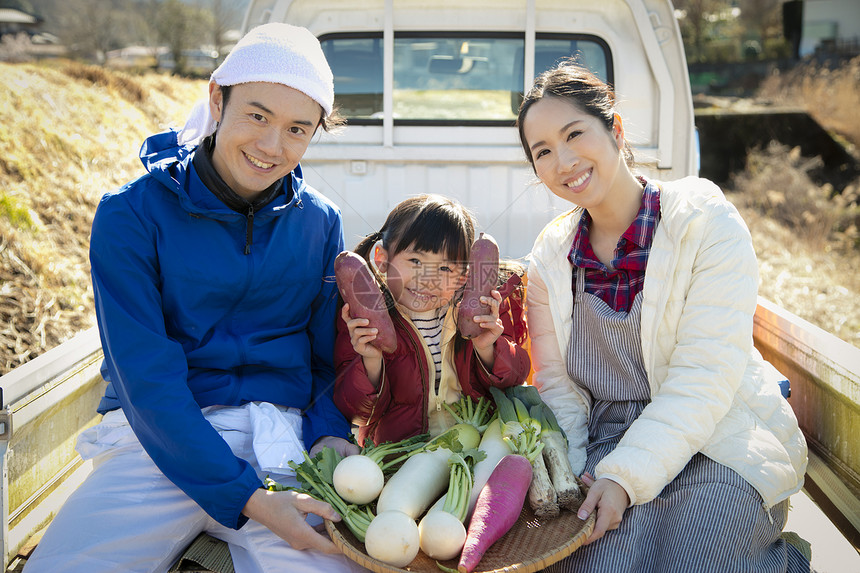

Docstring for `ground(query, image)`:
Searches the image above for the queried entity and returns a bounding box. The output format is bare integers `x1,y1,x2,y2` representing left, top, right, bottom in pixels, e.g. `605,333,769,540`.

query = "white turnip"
418,509,467,560
332,454,385,505
364,510,420,568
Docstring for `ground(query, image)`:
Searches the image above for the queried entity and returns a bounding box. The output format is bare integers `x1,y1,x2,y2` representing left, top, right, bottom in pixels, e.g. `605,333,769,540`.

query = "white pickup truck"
2,2,858,572
241,0,697,258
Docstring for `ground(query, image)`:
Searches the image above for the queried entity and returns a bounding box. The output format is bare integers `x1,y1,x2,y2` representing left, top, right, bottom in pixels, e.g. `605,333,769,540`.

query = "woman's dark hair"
516,60,634,169
218,84,346,132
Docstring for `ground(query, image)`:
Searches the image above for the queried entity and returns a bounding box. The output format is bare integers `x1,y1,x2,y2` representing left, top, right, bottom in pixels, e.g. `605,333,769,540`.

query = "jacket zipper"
396,311,431,432
244,204,254,255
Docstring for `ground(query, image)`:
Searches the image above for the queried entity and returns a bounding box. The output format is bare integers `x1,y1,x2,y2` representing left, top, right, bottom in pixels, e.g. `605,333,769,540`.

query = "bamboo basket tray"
325,501,595,573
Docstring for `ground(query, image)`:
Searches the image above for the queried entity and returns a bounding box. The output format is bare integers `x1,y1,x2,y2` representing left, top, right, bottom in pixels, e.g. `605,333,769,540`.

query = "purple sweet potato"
457,233,499,339
334,251,398,353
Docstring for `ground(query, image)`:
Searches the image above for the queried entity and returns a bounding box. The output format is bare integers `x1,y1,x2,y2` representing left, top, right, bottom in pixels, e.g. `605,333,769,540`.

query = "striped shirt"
406,306,446,389
568,178,660,313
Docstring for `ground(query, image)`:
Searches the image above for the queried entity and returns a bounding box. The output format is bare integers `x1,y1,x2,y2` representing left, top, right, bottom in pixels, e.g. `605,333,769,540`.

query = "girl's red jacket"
334,283,530,445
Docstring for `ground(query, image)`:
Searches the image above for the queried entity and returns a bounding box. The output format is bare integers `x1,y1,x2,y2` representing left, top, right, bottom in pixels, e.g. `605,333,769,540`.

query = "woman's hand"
470,290,504,368
243,488,343,554
577,472,629,545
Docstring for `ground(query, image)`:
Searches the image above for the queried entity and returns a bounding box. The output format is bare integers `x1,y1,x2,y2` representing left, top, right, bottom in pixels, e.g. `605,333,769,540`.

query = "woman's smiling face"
522,95,627,210
208,82,322,202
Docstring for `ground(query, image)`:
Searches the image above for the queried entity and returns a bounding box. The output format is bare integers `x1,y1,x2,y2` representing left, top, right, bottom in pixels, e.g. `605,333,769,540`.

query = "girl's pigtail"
353,231,398,313
353,232,380,262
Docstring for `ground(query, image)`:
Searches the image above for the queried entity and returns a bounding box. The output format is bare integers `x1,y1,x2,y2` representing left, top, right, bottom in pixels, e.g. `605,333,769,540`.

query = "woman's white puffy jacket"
526,176,807,510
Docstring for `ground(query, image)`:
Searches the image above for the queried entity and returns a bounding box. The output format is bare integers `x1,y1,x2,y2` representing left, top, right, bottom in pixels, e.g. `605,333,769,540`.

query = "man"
25,23,366,573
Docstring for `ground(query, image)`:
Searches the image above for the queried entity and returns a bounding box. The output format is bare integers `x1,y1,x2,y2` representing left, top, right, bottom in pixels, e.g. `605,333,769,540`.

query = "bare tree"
737,0,783,50
57,0,120,61
156,0,212,75
673,0,726,63
210,0,242,56
128,0,162,59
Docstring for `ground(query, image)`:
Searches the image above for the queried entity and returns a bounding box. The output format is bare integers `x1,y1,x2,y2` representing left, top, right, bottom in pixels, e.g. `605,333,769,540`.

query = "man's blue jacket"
90,129,350,529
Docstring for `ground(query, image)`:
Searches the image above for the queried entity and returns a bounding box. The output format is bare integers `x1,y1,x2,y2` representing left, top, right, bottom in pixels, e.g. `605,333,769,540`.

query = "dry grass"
727,143,860,348
757,56,860,153
738,56,860,348
731,143,860,253
0,61,207,373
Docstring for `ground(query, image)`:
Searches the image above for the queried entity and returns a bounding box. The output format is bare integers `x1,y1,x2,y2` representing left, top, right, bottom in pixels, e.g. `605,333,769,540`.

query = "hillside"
1,61,859,375
0,61,207,372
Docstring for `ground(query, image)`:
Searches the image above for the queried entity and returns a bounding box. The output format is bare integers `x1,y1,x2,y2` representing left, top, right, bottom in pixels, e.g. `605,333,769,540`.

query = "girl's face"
522,96,627,211
375,246,467,313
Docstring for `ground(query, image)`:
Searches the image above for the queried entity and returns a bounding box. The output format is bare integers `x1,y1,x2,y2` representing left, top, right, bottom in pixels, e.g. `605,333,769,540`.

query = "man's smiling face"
208,81,322,201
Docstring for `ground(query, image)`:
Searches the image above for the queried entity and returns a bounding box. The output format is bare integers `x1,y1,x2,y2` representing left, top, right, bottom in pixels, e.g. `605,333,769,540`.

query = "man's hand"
577,472,629,545
310,435,360,458
242,488,342,553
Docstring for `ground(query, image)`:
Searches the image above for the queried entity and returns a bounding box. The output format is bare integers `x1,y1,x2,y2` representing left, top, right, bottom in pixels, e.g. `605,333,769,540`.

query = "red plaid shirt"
568,178,661,313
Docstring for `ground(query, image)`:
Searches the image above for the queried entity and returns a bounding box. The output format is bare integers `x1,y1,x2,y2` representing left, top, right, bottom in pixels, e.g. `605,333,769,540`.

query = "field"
0,61,207,372
733,56,860,348
1,58,859,374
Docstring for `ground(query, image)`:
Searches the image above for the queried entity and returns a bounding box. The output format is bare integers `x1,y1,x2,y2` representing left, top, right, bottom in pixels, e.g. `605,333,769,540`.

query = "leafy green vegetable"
443,395,494,433
360,433,431,475
265,448,375,543
441,448,486,523
489,387,544,463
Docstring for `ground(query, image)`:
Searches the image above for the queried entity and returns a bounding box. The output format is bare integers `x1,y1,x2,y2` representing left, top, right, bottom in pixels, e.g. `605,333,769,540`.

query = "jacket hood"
138,128,306,218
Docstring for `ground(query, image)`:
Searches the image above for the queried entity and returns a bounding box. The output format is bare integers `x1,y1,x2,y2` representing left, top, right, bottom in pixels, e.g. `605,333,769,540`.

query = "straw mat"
326,501,595,573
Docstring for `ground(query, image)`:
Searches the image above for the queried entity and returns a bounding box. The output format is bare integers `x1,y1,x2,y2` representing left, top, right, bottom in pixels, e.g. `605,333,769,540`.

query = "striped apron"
542,267,809,573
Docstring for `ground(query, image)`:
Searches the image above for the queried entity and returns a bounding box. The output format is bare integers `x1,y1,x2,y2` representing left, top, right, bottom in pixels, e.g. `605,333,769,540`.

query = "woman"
519,61,810,572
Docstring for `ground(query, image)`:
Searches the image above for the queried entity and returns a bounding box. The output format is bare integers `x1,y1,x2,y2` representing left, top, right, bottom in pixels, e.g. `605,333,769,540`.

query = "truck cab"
241,0,697,257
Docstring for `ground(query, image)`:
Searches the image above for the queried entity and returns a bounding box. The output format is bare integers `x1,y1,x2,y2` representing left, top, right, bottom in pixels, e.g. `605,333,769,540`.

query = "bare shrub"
731,142,860,252
62,61,147,103
727,142,860,347
0,33,34,63
757,56,860,149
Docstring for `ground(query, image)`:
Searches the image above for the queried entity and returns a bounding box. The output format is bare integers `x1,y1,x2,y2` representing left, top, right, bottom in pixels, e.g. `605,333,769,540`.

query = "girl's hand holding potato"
341,303,384,386
468,290,504,369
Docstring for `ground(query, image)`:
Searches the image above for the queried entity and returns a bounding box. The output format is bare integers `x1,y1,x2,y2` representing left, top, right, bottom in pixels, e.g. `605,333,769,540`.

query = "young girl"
518,63,810,572
334,194,530,445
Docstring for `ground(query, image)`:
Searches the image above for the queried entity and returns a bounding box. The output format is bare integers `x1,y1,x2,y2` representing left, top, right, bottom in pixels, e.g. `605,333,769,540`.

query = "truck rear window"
320,32,611,125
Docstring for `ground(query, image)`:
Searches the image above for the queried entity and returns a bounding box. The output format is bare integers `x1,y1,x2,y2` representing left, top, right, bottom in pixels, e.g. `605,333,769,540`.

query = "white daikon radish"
375,448,451,519
466,418,512,518
376,423,480,519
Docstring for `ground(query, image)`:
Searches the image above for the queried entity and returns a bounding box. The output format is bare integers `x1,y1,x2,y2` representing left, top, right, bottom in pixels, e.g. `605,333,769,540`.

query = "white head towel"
178,22,334,147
